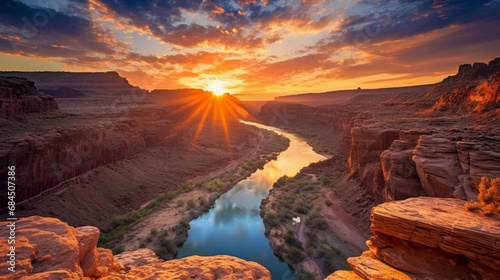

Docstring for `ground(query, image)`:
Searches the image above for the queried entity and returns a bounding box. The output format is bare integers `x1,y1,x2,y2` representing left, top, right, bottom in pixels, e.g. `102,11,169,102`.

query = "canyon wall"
0,113,173,208
259,58,500,203
0,71,139,96
327,197,500,280
0,74,178,210
0,216,271,279
0,77,59,118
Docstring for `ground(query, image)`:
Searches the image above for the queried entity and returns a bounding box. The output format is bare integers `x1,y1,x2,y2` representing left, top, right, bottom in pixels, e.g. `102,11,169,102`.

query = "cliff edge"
0,216,271,279
328,197,500,280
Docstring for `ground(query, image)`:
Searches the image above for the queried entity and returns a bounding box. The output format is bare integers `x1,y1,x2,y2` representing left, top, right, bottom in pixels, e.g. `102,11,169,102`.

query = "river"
175,121,327,279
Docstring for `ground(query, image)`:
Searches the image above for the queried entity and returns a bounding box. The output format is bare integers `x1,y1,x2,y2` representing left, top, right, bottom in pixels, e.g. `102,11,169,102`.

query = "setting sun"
206,80,227,96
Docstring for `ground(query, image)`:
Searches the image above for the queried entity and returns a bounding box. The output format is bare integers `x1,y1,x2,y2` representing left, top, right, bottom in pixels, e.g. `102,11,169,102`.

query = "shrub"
112,246,124,255
186,198,195,209
465,177,500,216
176,200,184,207
294,205,309,214
287,246,306,263
306,216,328,231
264,211,279,227
198,196,206,206
150,227,158,235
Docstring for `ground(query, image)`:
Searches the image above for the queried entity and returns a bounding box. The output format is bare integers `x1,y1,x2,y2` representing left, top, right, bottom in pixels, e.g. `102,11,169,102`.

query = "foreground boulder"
0,216,271,279
329,197,500,279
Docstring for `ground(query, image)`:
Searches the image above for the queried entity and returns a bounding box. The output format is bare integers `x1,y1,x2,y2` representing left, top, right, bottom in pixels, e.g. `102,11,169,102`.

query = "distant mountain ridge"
0,71,139,96
273,84,434,106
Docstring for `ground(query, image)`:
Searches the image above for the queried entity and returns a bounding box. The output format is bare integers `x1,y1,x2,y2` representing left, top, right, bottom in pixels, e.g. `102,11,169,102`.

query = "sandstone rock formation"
0,216,120,279
0,216,271,279
0,76,58,118
0,111,172,209
0,71,138,96
329,197,500,280
259,58,500,203
110,255,271,280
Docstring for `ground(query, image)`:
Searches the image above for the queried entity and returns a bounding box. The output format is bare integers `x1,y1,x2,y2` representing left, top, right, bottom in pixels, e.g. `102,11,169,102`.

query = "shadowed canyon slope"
1,57,499,280
258,57,500,204
0,73,284,232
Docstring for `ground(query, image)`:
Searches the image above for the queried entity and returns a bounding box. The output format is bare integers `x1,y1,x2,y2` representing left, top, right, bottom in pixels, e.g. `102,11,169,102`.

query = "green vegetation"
99,190,179,249
186,198,195,209
261,171,351,277
97,125,291,257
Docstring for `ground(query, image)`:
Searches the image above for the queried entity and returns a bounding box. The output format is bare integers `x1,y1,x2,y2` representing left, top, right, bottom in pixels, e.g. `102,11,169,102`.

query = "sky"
0,0,499,100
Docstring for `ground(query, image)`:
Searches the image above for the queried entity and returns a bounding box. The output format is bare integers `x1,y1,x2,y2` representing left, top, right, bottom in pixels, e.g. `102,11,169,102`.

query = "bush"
287,246,306,263
294,205,309,214
112,246,124,255
306,216,328,231
316,244,334,258
284,231,302,248
176,200,184,207
198,196,206,206
186,198,195,209
264,211,279,227
465,177,500,216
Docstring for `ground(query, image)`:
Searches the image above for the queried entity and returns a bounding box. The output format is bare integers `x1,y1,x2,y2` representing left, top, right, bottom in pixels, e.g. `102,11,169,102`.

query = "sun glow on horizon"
206,80,227,96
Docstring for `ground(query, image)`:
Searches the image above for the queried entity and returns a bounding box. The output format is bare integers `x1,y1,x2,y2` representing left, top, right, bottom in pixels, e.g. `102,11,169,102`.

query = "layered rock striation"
0,71,138,97
260,58,500,203
329,197,500,279
0,77,58,118
0,216,271,279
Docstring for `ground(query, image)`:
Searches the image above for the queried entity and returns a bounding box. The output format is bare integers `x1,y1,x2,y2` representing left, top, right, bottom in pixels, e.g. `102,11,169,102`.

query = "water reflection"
175,121,327,279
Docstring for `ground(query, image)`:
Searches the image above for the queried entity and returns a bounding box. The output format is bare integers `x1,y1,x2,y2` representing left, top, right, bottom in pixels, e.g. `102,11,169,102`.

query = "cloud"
1,0,499,98
0,0,127,60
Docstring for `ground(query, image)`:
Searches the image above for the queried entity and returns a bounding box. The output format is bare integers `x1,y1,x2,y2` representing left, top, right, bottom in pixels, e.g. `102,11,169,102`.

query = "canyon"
1,57,499,279
258,58,500,278
259,57,500,204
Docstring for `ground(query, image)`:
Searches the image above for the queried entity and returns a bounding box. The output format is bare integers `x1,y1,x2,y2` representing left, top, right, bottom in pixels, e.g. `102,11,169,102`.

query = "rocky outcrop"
412,136,463,197
429,73,500,113
443,58,500,84
329,197,500,279
0,71,138,96
0,216,120,279
114,255,271,279
380,132,428,200
0,216,271,279
0,77,58,118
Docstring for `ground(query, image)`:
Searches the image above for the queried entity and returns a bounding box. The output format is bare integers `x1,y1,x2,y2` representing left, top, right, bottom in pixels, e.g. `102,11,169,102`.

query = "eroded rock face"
0,71,137,96
412,136,463,197
0,76,58,118
329,197,500,279
108,255,271,280
0,117,171,209
380,139,425,201
0,216,272,280
0,216,116,279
